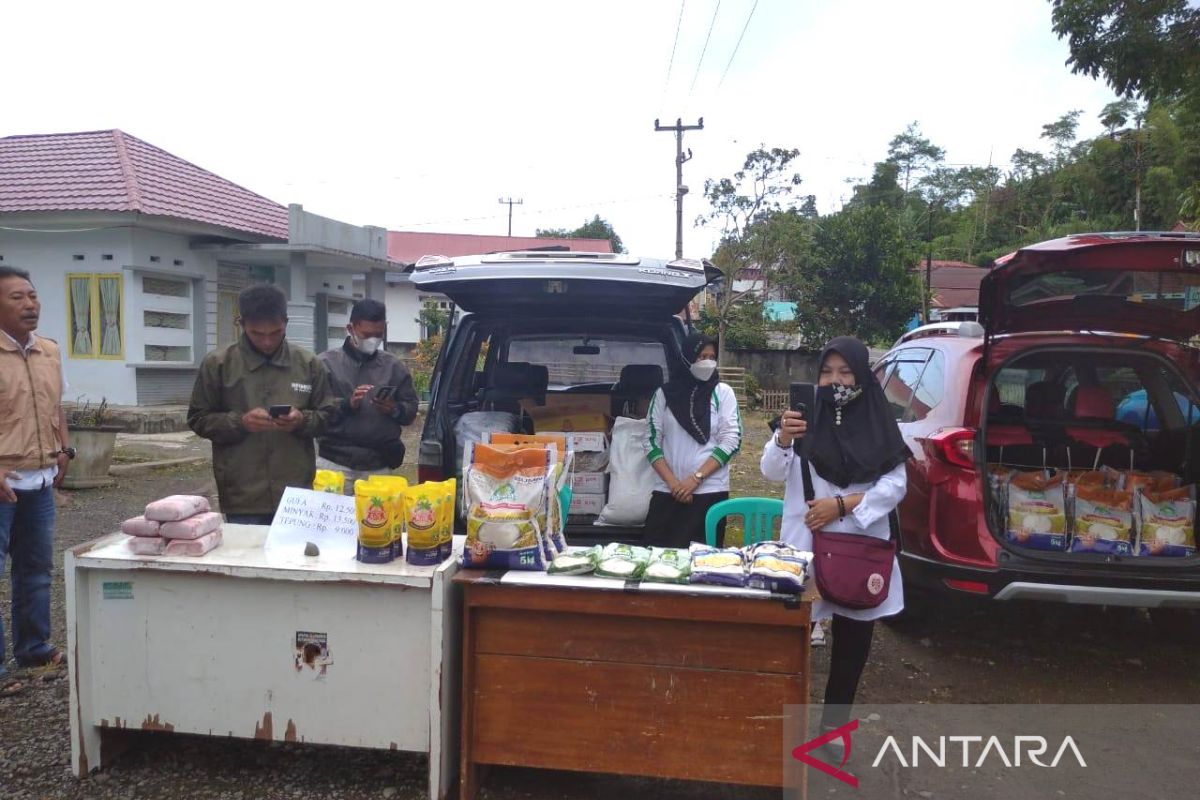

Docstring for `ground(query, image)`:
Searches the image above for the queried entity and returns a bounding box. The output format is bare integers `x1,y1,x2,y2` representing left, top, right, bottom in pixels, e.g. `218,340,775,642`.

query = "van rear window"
1008,269,1200,310
507,336,668,388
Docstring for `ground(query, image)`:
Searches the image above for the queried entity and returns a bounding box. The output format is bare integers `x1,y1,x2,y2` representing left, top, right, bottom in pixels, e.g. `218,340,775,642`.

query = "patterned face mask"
830,382,862,426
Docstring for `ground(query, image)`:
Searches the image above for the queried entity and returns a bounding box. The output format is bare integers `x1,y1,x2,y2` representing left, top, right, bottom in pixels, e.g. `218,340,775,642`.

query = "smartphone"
788,382,815,455
268,404,293,418
373,385,399,401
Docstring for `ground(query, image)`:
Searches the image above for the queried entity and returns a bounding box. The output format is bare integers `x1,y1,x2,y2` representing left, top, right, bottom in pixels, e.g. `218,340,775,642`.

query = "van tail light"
923,427,977,471
418,464,446,484
943,578,990,595
417,439,446,484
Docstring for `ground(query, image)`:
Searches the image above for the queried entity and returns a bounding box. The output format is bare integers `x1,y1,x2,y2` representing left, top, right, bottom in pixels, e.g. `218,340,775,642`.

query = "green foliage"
742,372,762,409
415,300,450,339
697,301,768,350
535,214,626,253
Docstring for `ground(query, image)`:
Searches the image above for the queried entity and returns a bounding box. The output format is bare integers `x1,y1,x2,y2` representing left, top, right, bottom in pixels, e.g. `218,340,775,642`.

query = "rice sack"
404,482,443,565
1123,471,1180,494
312,469,345,494
1137,486,1197,558
594,543,651,579
548,546,602,576
643,547,692,584
461,444,553,570
689,543,748,587
746,541,809,593
355,479,394,563
1069,485,1133,555
1006,471,1067,551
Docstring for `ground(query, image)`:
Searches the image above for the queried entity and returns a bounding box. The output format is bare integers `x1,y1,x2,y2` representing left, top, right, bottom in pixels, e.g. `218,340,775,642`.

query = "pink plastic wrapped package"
127,536,168,555
164,528,222,557
144,495,211,522
120,516,161,537
160,511,222,540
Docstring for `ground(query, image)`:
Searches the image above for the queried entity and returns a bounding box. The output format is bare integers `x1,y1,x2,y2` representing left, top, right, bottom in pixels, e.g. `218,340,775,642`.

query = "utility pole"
654,117,704,259
498,197,523,237
1133,115,1144,232
924,201,936,324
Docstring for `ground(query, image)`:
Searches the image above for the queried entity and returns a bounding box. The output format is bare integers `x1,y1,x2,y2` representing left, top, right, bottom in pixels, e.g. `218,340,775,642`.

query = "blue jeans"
0,486,56,669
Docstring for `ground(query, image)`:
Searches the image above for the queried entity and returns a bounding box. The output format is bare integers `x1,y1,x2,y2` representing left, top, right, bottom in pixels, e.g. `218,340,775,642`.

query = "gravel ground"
2,413,1198,799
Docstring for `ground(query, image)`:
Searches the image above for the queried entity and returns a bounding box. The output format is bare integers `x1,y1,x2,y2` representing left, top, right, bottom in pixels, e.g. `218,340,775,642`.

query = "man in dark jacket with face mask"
317,299,419,485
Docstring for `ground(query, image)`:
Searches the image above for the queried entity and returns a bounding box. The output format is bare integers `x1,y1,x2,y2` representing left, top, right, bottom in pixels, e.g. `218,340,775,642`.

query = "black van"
411,251,718,544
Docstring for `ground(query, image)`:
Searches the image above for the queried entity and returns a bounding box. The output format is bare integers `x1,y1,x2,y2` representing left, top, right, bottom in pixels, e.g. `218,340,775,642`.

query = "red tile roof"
388,230,614,264
912,260,991,309
0,130,288,240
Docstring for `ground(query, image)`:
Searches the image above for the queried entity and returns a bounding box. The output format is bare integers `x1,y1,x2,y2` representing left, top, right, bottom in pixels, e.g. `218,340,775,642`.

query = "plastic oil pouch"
461,444,552,570
1070,485,1134,555
1137,486,1197,557
313,469,345,494
403,483,443,565
746,541,809,593
1006,471,1067,551
366,475,409,559
642,547,692,584
354,479,394,563
688,543,748,587
440,478,457,560
594,542,651,579
548,545,602,576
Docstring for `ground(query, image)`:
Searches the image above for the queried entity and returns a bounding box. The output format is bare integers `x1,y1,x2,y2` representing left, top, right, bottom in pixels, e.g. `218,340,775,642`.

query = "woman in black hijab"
761,336,910,740
643,332,744,548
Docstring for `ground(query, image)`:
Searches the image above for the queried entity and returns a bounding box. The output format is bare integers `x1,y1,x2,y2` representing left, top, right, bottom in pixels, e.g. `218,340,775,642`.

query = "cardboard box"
570,472,607,495
522,395,611,434
568,493,605,516
540,431,608,453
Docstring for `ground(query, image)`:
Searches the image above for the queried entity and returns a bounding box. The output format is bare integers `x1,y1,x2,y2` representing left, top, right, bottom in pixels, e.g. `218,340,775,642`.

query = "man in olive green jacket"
188,285,338,524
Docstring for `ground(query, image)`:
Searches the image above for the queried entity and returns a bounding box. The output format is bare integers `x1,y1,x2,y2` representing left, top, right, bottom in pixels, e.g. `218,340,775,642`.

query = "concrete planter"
62,426,121,489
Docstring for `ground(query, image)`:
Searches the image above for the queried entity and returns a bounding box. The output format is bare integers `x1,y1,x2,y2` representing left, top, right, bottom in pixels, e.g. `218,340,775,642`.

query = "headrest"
616,364,664,392
1072,385,1114,420
488,362,549,397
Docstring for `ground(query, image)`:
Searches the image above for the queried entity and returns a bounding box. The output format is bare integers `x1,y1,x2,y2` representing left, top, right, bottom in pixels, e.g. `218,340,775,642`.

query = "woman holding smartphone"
761,336,910,740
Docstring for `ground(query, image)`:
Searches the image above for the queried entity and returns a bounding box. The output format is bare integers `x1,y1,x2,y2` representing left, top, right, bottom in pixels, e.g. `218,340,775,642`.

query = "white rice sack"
688,543,747,587
642,547,691,584
594,543,651,579
746,541,810,593
596,417,654,527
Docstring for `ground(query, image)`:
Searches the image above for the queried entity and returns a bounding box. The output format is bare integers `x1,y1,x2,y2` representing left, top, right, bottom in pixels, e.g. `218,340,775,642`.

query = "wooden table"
66,526,463,800
455,570,813,798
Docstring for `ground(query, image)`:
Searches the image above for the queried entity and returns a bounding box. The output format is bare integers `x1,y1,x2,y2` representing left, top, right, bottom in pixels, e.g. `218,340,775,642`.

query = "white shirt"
646,382,743,494
760,433,907,621
2,330,68,491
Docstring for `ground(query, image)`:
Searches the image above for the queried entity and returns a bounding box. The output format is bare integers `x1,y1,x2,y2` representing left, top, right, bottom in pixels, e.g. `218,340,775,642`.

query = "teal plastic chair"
704,497,784,547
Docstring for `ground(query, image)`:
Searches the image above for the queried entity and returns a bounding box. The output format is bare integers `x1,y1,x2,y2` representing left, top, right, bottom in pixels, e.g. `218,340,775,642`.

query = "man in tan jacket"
0,265,70,682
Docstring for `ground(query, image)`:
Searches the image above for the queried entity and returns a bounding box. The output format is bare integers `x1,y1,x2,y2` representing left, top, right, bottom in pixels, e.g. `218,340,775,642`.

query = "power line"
660,0,687,114
394,193,675,229
687,0,722,99
717,0,758,89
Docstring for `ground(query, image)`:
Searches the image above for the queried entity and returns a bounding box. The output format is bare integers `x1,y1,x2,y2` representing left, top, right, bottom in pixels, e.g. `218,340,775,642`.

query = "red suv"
878,232,1200,620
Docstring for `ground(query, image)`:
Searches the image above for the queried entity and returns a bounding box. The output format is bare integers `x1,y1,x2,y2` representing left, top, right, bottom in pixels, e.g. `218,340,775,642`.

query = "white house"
0,129,403,404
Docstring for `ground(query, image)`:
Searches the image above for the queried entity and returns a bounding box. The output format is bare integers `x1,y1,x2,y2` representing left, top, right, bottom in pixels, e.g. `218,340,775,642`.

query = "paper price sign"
265,487,358,561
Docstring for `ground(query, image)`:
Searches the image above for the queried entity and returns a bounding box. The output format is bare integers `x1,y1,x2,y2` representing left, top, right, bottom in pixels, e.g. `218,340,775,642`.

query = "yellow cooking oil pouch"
354,479,394,563
365,475,409,559
404,482,443,565
313,469,345,494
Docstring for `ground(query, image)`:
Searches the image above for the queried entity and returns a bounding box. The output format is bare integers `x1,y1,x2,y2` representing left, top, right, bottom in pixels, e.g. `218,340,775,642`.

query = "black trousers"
821,614,877,729
643,490,729,549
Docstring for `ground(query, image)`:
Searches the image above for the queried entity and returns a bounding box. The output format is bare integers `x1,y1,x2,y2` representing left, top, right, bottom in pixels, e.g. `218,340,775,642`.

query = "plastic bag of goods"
454,411,520,473
1069,485,1134,555
161,511,223,541
688,543,748,587
121,516,160,537
548,545,602,576
164,528,223,557
313,469,345,494
355,479,395,563
594,543,651,579
404,482,444,565
1123,471,1180,494
1136,486,1197,557
144,495,211,522
746,541,810,593
1006,471,1068,551
128,537,168,555
461,443,553,570
642,547,691,584
365,475,409,559
596,417,654,527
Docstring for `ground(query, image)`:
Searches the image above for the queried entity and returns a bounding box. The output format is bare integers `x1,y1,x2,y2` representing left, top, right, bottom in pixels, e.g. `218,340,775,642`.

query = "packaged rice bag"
1137,486,1197,557
688,543,748,587
313,469,345,494
403,483,443,566
461,444,553,570
643,547,692,584
594,543,651,579
1070,485,1134,555
355,479,394,563
746,541,810,593
548,546,601,575
1006,471,1068,551
1123,471,1180,494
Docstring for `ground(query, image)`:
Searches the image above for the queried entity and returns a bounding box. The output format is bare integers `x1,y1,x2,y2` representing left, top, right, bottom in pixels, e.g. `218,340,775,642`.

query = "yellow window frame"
65,272,125,360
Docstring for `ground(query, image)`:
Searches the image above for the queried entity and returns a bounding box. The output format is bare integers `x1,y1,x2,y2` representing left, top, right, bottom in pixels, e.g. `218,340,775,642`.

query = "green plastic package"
548,545,602,575
594,543,651,579
642,547,692,584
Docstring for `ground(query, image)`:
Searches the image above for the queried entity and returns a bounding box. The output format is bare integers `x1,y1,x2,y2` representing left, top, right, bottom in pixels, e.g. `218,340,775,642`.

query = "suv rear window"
507,336,668,388
1008,269,1200,311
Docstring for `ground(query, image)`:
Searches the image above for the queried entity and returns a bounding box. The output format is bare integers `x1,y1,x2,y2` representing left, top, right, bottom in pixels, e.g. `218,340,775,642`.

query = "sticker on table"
294,631,333,680
102,581,134,600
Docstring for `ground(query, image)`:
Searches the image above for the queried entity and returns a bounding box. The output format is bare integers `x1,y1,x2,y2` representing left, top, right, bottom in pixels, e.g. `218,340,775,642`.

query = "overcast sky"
6,0,1118,257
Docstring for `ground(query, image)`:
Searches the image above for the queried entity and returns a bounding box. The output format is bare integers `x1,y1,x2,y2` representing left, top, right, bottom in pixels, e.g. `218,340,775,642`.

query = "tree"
1099,98,1142,135
781,205,924,347
698,146,803,361
1042,110,1084,167
415,299,450,339
1051,0,1200,101
535,214,626,253
887,122,946,194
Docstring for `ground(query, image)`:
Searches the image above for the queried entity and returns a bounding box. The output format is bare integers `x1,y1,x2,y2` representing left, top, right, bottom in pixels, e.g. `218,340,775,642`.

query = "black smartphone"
788,382,815,455
373,385,399,401
268,404,293,418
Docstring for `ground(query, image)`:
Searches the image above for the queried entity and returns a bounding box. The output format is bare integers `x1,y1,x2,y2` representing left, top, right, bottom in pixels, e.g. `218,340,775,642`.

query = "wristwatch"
58,446,76,460
693,470,705,482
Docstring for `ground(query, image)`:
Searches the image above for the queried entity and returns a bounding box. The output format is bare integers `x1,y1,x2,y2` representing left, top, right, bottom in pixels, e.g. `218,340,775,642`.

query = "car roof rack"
894,321,984,347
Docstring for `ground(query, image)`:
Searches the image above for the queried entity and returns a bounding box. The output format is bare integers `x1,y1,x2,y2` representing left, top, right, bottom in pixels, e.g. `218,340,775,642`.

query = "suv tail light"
923,427,977,470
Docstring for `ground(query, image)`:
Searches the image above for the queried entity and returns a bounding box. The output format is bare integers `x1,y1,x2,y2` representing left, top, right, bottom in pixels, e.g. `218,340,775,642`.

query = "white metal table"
66,525,462,799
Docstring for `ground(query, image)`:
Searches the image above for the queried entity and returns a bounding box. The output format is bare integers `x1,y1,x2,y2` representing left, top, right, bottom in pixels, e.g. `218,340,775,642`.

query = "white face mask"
690,359,717,382
349,330,383,355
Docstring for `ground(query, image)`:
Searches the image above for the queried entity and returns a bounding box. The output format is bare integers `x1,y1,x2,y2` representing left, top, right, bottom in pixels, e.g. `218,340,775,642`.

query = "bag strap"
800,451,896,544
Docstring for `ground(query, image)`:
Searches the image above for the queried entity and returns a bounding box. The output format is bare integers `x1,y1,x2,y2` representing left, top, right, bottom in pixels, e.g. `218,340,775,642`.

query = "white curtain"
70,277,92,356
99,276,122,356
